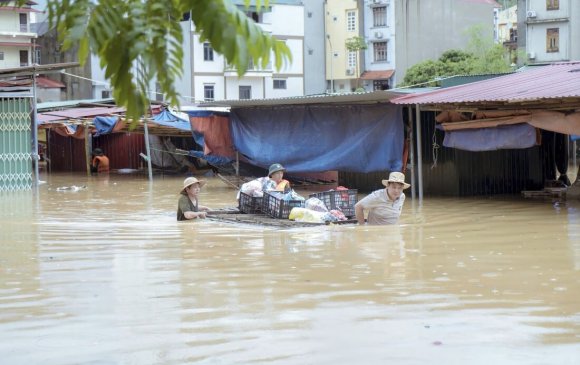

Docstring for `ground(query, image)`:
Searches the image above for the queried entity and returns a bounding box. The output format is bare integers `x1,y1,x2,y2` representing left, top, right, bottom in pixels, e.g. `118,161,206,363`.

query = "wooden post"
408,107,415,200
84,121,91,176
143,120,153,181
415,104,423,201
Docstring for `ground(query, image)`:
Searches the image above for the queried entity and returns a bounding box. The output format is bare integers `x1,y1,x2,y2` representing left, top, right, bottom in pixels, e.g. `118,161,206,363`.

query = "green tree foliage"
345,36,367,53
17,0,291,120
400,25,512,87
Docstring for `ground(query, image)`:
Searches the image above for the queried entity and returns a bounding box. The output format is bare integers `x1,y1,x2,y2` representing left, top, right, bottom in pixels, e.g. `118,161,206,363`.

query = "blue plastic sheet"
92,116,118,136
152,110,191,131
571,135,580,141
230,104,404,173
443,123,537,151
187,150,232,166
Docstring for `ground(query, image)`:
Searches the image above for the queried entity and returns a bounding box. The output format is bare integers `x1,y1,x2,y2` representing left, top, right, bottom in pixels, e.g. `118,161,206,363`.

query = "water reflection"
0,173,579,364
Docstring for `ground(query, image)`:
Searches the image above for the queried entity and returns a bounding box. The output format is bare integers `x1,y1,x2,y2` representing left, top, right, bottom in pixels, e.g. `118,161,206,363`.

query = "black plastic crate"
262,191,304,219
239,191,263,214
308,189,358,217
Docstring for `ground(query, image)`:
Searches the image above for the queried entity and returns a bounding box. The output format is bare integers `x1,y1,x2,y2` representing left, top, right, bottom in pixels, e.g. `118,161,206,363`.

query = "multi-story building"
186,0,305,103
361,0,395,90
518,0,580,64
0,0,39,69
392,0,501,87
324,0,363,93
304,0,327,95
497,4,518,62
36,1,305,103
325,0,501,92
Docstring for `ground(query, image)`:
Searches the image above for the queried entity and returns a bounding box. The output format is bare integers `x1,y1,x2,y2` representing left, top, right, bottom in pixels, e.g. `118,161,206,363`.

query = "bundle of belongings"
288,196,348,224
238,177,306,201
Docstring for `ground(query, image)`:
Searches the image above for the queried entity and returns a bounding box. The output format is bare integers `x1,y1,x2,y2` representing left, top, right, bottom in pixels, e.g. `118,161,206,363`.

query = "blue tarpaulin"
92,116,118,136
152,109,191,131
187,150,232,166
230,104,404,173
572,135,580,141
443,123,537,151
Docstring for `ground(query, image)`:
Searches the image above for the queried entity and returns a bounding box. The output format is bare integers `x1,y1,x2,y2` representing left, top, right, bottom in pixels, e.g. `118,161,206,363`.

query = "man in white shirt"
355,172,410,225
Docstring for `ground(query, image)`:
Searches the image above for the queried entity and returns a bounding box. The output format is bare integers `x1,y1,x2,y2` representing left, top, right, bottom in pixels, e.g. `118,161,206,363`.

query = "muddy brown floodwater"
1,172,579,365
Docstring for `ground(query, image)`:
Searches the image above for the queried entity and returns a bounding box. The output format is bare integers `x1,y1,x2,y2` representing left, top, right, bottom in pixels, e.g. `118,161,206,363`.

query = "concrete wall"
303,0,327,95
523,0,580,63
394,0,497,86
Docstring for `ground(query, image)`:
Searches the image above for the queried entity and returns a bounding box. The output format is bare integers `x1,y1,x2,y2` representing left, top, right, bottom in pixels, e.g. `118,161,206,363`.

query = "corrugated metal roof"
0,62,80,78
0,76,65,88
198,90,409,108
392,61,580,106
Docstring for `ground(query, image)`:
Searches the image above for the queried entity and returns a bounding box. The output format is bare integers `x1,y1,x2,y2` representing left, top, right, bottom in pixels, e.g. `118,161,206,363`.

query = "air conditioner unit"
375,31,383,39
527,10,537,18
528,51,536,59
346,68,355,76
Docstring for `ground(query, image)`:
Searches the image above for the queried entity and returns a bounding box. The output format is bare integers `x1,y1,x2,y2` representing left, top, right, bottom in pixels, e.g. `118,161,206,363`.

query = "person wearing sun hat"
177,177,211,221
354,171,411,225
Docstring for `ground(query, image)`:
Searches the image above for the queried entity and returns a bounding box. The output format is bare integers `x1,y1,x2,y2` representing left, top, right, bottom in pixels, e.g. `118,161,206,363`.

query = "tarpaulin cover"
92,116,119,136
230,104,404,173
190,115,236,158
152,109,191,131
572,135,580,141
187,150,232,166
443,123,537,151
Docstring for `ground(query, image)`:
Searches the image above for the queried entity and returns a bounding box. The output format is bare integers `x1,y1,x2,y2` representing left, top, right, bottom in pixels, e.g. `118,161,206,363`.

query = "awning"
0,76,65,88
360,70,394,80
0,42,40,47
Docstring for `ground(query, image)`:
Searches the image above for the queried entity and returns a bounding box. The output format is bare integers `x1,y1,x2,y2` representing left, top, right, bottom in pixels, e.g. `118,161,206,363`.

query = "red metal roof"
42,107,126,119
391,62,580,105
360,70,394,80
0,76,65,88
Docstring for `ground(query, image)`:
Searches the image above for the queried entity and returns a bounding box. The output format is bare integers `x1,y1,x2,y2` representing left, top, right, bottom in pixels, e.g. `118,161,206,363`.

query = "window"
101,90,111,99
203,43,213,61
239,86,251,99
373,6,387,27
34,49,41,64
204,84,215,101
546,28,559,52
19,14,27,32
155,82,164,102
0,52,4,61
546,0,559,10
346,10,356,31
273,79,287,89
373,41,387,62
347,51,356,68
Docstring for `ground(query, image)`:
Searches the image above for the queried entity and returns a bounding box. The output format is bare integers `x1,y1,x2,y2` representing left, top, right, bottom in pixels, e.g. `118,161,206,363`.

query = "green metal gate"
0,96,33,191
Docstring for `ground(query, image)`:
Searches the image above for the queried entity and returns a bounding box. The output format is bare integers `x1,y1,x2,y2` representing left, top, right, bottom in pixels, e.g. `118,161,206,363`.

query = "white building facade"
522,0,580,63
0,0,38,69
185,1,305,103
361,0,396,90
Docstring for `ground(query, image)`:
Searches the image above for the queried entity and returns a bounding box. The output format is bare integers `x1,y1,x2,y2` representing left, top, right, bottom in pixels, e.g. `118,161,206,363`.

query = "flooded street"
1,173,579,365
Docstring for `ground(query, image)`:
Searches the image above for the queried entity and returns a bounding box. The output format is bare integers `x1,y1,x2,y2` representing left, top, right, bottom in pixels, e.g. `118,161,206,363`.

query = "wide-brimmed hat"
181,177,206,192
92,148,104,156
268,163,286,177
382,172,410,189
